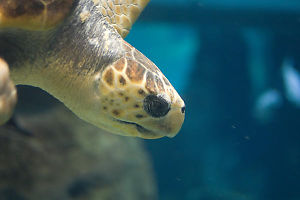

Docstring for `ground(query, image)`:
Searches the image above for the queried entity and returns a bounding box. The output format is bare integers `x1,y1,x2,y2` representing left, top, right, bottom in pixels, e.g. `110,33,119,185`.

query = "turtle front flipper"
0,58,17,125
97,0,150,38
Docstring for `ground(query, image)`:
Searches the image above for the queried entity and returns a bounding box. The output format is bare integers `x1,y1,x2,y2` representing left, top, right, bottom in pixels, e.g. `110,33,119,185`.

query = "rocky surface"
0,98,157,200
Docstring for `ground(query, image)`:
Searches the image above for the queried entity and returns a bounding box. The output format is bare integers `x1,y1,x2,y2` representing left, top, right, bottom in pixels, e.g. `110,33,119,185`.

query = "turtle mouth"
114,119,152,134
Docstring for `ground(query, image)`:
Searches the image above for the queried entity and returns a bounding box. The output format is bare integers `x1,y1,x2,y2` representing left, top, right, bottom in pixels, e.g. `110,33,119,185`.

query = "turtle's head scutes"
92,42,185,139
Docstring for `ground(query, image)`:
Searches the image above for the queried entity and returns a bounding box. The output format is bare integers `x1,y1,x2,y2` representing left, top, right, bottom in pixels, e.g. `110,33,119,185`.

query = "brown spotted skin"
93,41,184,138
0,0,74,30
126,59,145,83
103,68,114,86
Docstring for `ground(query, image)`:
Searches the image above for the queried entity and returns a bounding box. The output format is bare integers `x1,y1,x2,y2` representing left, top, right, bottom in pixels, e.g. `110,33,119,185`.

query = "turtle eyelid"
143,94,170,118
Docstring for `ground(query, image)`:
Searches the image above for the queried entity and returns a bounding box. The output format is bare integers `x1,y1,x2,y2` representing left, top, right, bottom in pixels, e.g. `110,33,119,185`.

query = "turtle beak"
166,103,185,138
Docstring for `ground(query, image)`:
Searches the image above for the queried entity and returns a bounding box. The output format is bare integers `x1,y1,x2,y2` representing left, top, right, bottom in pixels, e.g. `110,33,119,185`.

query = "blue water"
127,1,300,199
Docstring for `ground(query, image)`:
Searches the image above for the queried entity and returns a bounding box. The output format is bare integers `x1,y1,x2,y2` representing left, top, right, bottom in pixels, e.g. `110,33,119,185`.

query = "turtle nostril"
181,106,185,114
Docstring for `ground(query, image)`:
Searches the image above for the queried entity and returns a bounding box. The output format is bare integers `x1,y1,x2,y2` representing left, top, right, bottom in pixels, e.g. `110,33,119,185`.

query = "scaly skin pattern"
96,41,185,138
94,0,150,37
1,0,185,139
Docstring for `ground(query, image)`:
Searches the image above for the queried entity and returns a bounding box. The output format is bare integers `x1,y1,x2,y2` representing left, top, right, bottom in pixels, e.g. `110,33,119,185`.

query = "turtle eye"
143,94,170,118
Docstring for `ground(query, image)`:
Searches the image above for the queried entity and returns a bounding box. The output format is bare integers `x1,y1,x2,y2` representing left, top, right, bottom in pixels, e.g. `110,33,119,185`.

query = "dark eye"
143,95,170,118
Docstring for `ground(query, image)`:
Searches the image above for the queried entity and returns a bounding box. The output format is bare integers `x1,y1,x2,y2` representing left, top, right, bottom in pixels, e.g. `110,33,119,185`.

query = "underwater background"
127,0,300,199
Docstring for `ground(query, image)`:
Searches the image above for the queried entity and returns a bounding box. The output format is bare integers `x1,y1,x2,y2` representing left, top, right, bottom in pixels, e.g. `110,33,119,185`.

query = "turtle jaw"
88,116,163,139
111,98,185,139
140,101,185,139
113,118,156,138
112,118,175,139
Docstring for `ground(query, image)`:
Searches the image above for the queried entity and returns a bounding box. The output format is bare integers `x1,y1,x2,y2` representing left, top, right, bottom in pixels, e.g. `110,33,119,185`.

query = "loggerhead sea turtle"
0,0,185,139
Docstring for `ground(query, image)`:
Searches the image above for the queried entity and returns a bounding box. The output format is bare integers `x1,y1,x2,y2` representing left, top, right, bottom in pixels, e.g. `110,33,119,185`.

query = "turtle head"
92,42,185,139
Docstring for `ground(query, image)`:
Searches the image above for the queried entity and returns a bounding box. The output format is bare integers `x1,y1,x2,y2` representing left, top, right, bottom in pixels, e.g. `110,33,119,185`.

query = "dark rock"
0,104,157,200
